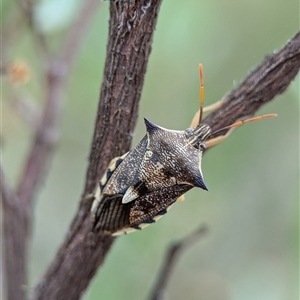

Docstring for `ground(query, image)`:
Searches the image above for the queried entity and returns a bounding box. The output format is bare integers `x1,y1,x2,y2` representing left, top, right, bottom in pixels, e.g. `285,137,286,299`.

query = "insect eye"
185,128,193,135
199,142,206,151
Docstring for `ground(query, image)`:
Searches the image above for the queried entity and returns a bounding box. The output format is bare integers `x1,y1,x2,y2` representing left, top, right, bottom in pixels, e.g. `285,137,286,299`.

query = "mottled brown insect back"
145,119,209,190
91,118,211,235
91,62,278,235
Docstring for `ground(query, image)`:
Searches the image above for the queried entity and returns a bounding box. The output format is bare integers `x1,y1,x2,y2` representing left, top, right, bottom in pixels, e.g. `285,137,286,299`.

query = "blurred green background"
2,1,299,300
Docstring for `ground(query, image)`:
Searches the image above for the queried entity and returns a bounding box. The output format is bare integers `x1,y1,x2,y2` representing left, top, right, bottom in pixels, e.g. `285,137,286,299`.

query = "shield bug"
91,64,276,236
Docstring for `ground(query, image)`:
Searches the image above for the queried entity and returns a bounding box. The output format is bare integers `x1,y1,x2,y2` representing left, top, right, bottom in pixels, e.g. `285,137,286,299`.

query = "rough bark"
30,27,300,300
203,34,300,131
2,1,101,299
2,169,28,300
30,1,163,299
2,0,299,299
151,30,300,300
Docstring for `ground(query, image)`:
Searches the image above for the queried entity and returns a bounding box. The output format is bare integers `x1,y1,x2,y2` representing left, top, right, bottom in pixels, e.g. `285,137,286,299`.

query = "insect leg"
190,96,227,129
205,128,236,149
205,113,277,149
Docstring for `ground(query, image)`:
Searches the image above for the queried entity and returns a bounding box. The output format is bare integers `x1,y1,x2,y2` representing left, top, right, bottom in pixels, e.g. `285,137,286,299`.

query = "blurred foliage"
2,1,299,300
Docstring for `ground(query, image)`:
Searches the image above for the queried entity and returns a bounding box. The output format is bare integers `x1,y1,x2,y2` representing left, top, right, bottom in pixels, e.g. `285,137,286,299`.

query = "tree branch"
148,32,300,300
30,13,300,300
5,0,299,298
3,1,102,299
15,0,102,208
62,0,102,71
150,29,300,300
16,61,65,205
1,165,28,300
16,0,52,63
30,1,163,299
149,225,208,300
153,31,300,298
203,32,300,133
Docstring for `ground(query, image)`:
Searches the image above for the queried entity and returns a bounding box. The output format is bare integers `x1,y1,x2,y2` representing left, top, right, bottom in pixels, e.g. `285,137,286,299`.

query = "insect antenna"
210,113,277,137
198,63,205,125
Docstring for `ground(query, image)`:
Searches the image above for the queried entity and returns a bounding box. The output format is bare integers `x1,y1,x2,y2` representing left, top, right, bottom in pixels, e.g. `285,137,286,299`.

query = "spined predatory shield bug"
91,64,276,236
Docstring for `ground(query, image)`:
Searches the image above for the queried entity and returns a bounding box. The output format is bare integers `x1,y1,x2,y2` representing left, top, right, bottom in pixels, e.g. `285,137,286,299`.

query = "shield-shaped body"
91,119,211,235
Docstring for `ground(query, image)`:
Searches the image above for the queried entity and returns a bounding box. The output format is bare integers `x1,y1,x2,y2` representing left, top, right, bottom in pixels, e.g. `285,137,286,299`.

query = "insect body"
91,119,211,235
91,64,276,236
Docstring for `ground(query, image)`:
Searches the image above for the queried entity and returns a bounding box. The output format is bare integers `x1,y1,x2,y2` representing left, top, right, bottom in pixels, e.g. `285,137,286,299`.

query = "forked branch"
31,26,300,300
3,0,299,299
2,1,102,300
149,225,208,300
203,33,300,132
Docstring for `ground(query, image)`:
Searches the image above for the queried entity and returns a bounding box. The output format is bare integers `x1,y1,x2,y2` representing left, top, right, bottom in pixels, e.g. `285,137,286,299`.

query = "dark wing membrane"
92,137,148,234
93,195,133,234
93,184,192,235
129,184,192,226
102,136,148,196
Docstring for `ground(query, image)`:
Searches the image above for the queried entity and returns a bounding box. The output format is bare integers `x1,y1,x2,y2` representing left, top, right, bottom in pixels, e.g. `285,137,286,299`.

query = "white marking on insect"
122,186,140,204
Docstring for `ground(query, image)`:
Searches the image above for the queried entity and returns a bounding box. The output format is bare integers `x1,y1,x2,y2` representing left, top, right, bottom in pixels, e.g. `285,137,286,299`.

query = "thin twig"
16,0,52,62
30,1,164,299
149,30,300,300
3,1,300,299
3,1,103,300
16,61,64,203
13,0,103,217
149,226,209,300
3,1,56,297
203,32,300,133
62,0,102,71
1,164,29,300
30,28,300,300
16,0,102,213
